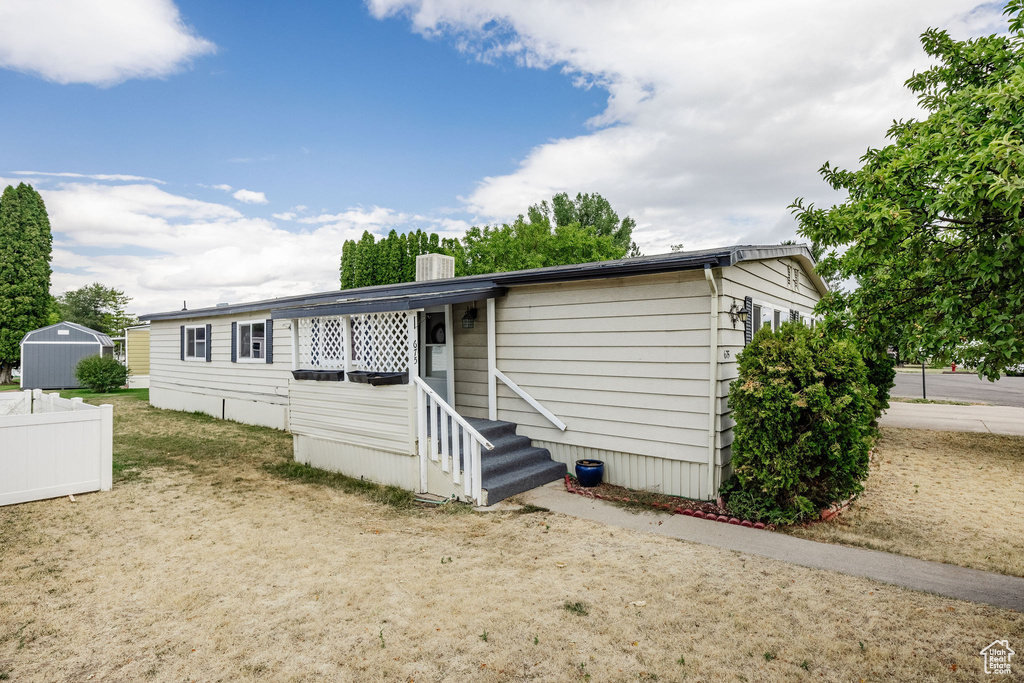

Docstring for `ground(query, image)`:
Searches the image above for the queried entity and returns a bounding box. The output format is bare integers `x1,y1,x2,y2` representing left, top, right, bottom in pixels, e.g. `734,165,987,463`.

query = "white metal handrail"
413,376,493,504
492,369,567,431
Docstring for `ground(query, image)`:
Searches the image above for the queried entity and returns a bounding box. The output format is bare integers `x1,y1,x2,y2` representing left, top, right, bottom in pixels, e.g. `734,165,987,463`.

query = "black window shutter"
231,322,237,363
205,323,212,362
743,296,753,345
791,309,799,323
265,319,273,364
180,325,185,361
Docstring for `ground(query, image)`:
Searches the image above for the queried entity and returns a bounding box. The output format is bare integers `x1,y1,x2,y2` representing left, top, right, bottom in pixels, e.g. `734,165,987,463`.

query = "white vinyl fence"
0,390,113,506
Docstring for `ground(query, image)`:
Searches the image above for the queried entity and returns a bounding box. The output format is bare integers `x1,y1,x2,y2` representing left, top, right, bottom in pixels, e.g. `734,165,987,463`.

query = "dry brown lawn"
787,428,1024,577
1,397,1021,681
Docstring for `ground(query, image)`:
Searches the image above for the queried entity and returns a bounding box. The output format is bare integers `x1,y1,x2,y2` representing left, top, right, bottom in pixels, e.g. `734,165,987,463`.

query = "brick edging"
563,475,767,530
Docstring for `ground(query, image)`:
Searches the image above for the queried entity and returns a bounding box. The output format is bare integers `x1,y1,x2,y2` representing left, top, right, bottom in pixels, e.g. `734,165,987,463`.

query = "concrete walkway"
521,480,1024,613
880,402,1024,435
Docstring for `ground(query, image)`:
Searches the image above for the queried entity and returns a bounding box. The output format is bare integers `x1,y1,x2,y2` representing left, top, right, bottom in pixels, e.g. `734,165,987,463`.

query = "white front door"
420,309,451,404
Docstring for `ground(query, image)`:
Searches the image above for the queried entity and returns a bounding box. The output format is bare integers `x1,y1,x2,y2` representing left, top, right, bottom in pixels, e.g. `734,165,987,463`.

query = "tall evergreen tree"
0,183,53,384
353,231,377,288
339,239,356,289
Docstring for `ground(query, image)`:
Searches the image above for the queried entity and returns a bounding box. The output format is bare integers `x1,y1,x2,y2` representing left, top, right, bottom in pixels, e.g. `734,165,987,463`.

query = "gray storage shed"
20,322,115,390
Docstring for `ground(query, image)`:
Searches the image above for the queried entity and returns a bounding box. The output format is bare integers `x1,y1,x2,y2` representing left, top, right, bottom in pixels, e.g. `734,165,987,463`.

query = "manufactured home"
124,324,151,388
139,244,825,505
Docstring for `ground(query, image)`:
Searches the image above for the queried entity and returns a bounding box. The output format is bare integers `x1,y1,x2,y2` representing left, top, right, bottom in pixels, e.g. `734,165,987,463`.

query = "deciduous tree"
55,283,138,336
792,3,1024,379
338,192,639,288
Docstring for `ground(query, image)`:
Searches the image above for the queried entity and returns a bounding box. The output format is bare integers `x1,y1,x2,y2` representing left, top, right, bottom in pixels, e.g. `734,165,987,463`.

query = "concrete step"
483,460,567,506
481,445,554,478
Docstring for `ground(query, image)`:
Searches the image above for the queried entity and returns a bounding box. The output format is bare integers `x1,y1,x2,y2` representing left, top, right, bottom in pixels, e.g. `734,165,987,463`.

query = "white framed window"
184,325,207,360
237,320,266,361
750,301,792,333
752,303,777,332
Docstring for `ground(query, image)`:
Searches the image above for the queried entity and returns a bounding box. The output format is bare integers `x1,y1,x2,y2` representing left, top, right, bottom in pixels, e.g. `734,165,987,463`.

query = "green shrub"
75,354,128,393
862,352,896,420
724,323,876,524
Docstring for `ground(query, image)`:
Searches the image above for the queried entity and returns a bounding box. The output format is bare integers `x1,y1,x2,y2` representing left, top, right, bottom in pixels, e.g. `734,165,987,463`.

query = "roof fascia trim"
272,287,506,319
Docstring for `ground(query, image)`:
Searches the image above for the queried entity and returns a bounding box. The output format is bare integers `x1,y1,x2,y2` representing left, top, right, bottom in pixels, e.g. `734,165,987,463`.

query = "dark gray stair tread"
466,418,519,441
459,417,567,505
480,446,553,477
481,432,533,457
483,460,567,505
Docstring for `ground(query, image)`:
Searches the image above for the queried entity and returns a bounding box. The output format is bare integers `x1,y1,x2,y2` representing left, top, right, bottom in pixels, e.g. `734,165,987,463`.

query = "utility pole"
921,358,927,400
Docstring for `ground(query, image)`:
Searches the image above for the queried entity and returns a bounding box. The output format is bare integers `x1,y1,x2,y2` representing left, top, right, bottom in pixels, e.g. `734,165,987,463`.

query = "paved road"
880,402,1024,435
891,371,1024,407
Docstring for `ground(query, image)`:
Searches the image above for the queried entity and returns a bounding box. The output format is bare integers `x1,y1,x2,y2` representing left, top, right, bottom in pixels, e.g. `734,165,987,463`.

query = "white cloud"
272,212,297,221
370,0,1005,253
232,189,268,204
298,206,408,226
211,184,233,192
13,171,166,183
41,182,413,312
0,0,216,86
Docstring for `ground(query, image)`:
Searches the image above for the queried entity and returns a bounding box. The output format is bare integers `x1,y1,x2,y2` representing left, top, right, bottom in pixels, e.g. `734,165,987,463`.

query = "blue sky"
0,0,1006,313
3,2,603,215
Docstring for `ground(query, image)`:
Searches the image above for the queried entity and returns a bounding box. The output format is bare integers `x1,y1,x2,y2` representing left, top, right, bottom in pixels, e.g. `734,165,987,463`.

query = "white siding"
717,257,824,466
288,380,415,456
492,271,714,464
453,302,488,419
148,314,293,430
294,435,418,490
538,441,711,500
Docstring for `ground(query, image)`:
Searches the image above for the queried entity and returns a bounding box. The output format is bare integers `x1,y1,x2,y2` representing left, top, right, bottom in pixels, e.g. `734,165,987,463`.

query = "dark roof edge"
270,286,507,319
20,321,114,346
140,244,823,322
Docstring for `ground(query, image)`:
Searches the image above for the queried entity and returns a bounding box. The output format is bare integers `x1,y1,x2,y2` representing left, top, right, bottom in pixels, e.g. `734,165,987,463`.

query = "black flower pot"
366,371,408,386
292,369,344,381
575,459,604,487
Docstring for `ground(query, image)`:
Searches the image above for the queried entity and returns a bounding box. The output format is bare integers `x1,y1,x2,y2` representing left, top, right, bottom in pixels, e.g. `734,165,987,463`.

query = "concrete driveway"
880,401,1024,435
892,371,1024,407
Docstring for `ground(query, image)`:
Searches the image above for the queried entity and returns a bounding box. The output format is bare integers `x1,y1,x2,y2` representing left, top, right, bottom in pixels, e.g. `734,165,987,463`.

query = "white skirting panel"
150,386,288,430
294,434,419,491
534,440,718,500
128,374,150,389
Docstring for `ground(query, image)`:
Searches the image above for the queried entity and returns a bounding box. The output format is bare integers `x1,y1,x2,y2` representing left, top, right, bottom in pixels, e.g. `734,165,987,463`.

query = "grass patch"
0,416,1018,680
266,461,415,510
48,387,149,402
785,427,1024,575
92,394,292,484
892,395,970,405
563,601,589,616
513,503,550,515
89,393,414,512
0,383,21,392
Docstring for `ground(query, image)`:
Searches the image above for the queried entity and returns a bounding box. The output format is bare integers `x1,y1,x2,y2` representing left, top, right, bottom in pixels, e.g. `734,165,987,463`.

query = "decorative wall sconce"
728,300,748,328
462,306,478,329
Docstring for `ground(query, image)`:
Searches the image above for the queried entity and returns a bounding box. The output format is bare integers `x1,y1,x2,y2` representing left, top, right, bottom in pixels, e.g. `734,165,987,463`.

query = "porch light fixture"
728,300,748,328
462,306,478,329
